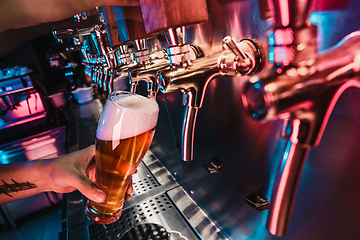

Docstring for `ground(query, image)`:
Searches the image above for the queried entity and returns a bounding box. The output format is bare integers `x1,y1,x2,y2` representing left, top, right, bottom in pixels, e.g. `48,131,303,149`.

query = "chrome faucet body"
129,57,169,99
128,38,160,98
241,0,360,235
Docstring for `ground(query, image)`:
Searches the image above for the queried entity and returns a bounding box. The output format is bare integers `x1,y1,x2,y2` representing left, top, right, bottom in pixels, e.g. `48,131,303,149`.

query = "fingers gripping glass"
85,91,159,224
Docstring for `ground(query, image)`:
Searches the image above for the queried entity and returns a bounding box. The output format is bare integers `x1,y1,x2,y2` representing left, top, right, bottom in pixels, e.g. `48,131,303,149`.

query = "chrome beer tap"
52,13,111,91
241,0,360,236
93,25,116,94
129,38,153,95
100,5,164,94
128,37,171,99
156,27,265,161
128,28,207,99
116,45,133,66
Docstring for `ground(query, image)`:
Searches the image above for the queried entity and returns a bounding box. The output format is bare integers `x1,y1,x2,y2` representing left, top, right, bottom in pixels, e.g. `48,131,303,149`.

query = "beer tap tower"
53,11,117,94
102,5,168,96
241,0,360,236
138,0,266,161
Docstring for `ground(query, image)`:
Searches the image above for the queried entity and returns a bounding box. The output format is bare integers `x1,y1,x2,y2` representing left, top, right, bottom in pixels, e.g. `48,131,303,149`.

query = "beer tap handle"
267,118,311,236
223,36,247,60
222,36,264,75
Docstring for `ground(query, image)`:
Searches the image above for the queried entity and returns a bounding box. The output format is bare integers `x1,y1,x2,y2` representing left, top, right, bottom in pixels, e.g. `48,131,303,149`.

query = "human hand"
45,145,134,203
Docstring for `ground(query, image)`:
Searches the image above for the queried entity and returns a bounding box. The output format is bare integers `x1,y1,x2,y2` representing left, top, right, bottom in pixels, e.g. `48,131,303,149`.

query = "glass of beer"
85,91,159,224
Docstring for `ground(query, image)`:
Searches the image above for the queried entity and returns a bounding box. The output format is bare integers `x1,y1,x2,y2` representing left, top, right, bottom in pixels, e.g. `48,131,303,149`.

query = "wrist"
30,159,53,193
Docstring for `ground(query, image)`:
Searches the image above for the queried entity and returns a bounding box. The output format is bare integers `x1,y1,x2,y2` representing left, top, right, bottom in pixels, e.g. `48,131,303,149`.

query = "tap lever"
222,37,265,75
223,36,247,60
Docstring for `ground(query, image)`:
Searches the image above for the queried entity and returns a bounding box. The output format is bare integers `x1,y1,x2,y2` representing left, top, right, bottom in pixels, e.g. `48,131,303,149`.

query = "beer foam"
96,92,159,141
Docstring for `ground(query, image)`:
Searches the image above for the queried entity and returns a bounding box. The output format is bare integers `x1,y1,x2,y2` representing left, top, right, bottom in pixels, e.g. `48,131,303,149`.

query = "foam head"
96,91,159,141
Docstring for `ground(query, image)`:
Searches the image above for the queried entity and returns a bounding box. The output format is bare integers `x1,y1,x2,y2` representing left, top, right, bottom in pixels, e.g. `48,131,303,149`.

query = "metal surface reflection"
242,0,360,236
52,0,360,239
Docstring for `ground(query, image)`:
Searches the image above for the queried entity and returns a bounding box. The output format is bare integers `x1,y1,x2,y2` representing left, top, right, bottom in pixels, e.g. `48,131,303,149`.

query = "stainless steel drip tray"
62,151,228,240
88,192,198,239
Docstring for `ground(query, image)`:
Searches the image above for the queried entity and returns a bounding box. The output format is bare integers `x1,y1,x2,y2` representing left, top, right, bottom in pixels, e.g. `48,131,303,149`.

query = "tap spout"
182,88,198,161
267,118,311,236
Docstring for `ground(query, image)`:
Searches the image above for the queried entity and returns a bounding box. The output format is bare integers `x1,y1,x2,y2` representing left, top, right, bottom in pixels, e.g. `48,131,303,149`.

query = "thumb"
74,174,106,203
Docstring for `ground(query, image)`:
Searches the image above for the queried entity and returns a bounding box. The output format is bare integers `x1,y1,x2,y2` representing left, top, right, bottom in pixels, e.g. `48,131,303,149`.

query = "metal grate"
132,174,160,196
76,99,103,150
88,194,175,240
120,223,168,240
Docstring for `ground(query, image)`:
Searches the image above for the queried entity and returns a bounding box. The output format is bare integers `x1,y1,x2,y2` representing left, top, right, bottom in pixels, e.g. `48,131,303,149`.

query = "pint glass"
85,91,159,224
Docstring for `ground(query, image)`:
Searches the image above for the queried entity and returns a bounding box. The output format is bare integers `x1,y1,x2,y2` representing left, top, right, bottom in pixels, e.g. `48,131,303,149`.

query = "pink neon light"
314,79,360,146
278,0,290,27
4,92,45,119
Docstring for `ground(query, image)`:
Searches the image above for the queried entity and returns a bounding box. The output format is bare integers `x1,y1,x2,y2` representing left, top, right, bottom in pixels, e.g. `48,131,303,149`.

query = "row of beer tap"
53,4,266,162
53,0,360,237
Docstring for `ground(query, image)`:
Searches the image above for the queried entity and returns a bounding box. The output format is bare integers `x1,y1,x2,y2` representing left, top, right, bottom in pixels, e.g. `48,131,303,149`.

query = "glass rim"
108,91,159,116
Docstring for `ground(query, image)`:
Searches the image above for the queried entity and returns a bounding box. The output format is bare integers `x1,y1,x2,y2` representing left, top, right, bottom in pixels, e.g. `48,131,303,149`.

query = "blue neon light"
253,82,261,89
268,46,275,63
0,152,11,164
268,31,275,46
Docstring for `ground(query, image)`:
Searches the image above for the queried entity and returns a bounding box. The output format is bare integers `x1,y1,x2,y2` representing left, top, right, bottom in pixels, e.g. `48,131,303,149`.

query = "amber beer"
85,91,159,224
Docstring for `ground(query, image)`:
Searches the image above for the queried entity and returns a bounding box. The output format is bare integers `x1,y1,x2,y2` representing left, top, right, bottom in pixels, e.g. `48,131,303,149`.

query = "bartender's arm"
0,145,133,205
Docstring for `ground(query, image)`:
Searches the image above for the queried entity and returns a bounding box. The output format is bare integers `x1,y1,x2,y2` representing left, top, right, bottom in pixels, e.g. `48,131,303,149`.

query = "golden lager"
85,91,159,224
